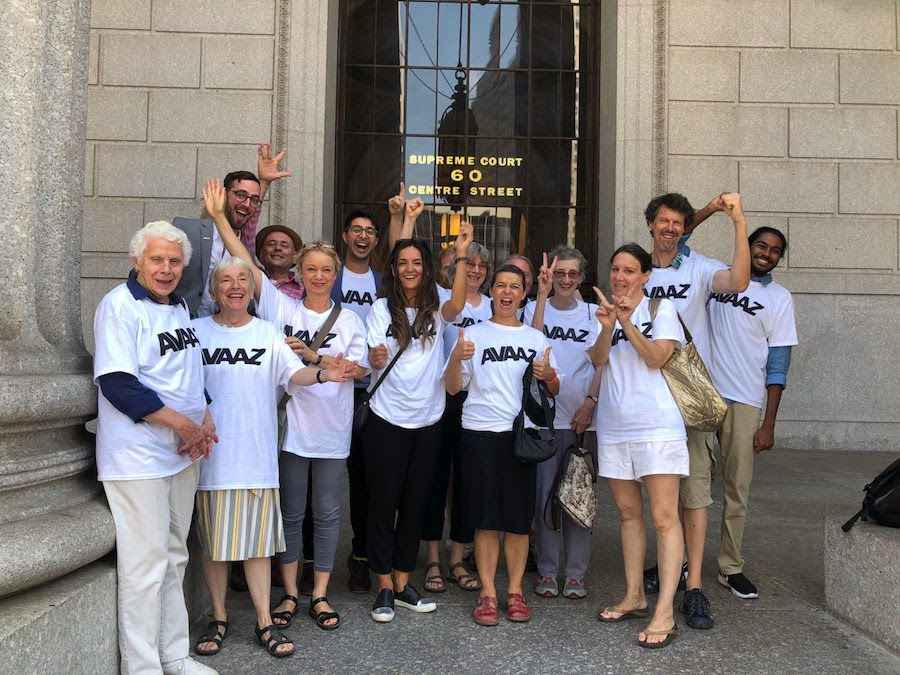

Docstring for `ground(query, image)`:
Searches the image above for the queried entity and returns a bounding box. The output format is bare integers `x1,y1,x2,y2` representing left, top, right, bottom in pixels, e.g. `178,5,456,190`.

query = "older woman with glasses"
525,246,601,600
191,255,354,659
203,180,368,635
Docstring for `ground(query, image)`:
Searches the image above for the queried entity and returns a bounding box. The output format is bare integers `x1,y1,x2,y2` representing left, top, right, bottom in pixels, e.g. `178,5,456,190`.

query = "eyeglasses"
347,225,378,237
465,261,488,271
553,270,582,280
228,189,263,208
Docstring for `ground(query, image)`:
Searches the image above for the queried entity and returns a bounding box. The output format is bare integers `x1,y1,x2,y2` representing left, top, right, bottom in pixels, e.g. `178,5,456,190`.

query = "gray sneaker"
562,578,587,600
533,576,559,598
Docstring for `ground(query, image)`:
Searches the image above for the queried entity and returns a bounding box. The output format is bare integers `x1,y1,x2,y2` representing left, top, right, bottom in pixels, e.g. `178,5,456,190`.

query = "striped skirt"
195,488,286,561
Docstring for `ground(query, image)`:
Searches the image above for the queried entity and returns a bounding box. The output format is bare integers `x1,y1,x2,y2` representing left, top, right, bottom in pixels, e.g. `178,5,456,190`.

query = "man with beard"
641,192,750,631
705,226,797,600
175,144,290,317
333,208,383,592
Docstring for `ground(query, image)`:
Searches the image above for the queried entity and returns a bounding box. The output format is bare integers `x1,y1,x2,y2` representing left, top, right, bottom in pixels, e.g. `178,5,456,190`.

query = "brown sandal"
423,561,446,593
447,562,481,591
637,623,678,649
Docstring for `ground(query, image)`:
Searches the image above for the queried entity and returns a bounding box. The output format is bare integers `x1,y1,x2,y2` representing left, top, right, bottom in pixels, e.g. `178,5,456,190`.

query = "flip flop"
447,562,481,591
423,561,447,593
597,605,649,623
637,623,678,649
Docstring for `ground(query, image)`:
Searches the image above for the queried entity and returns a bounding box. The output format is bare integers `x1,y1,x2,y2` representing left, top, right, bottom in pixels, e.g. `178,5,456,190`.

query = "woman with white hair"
191,255,355,658
93,221,218,674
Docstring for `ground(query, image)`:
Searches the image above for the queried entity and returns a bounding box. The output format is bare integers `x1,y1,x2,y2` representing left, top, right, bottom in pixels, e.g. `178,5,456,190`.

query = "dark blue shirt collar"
752,273,773,286
127,270,185,306
652,242,691,270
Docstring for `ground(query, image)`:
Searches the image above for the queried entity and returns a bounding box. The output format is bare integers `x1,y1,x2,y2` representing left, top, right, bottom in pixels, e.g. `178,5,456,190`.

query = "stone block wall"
82,0,278,349
664,0,900,448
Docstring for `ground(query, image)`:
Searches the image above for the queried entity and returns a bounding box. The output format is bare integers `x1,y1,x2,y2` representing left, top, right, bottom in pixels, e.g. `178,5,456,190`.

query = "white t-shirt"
597,297,686,444
366,297,448,429
93,283,206,481
708,279,798,409
458,320,559,432
339,268,378,324
645,250,725,364
259,277,367,459
192,317,304,489
442,293,493,360
523,299,599,430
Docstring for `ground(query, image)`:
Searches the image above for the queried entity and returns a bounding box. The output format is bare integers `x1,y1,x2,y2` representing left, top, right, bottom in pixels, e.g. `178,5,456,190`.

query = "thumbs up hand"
451,326,475,362
532,346,556,383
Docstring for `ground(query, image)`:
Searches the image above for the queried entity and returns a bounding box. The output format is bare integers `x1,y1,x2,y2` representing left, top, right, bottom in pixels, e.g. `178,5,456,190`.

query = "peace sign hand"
593,287,617,330
536,252,558,296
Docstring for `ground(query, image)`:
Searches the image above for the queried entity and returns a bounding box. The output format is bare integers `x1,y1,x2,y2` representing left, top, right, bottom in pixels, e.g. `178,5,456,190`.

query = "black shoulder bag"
513,364,557,463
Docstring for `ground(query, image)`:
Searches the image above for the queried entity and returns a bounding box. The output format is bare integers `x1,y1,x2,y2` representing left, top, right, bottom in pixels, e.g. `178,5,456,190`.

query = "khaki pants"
679,428,714,509
716,402,761,575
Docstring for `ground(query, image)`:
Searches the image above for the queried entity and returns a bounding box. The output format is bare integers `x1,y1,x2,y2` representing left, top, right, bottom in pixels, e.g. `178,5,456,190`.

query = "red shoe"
473,596,499,626
506,593,532,623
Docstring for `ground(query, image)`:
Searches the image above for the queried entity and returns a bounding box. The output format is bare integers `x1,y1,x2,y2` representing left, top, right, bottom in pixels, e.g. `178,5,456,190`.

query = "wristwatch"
585,394,599,403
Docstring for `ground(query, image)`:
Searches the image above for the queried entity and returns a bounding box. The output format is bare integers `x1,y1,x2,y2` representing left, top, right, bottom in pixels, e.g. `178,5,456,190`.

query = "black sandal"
308,595,341,631
194,619,229,656
271,594,298,627
254,624,294,658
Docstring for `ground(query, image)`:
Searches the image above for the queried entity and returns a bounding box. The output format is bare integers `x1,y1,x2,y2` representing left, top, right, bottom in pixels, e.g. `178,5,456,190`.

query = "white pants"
103,462,199,675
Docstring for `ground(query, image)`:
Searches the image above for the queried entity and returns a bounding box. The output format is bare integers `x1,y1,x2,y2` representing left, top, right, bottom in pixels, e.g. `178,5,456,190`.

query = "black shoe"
348,553,371,593
394,584,436,613
718,571,758,599
643,562,688,595
370,588,394,623
679,588,714,629
298,561,314,596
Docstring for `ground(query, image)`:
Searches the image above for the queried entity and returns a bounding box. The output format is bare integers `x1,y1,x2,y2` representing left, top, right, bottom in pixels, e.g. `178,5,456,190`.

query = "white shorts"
598,439,689,481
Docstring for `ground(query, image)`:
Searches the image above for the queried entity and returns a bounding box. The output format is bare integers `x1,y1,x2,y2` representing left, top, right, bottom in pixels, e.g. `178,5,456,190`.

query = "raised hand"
593,287,617,330
721,192,744,222
369,343,388,370
201,179,226,220
536,252,558,296
451,326,475,361
531,346,554,383
454,220,473,256
405,196,425,222
706,192,726,213
388,182,406,217
257,143,292,184
613,293,638,323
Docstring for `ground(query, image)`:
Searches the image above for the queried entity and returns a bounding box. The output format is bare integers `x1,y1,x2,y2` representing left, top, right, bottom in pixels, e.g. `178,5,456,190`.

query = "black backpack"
842,457,900,532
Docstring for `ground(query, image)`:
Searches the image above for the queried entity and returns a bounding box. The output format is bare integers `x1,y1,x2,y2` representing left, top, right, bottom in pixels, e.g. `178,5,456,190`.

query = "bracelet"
455,256,468,263
585,394,598,403
315,369,325,384
314,353,323,366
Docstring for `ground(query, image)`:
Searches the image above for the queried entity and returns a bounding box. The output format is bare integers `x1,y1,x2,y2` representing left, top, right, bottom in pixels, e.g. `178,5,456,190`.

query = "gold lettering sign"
407,154,525,200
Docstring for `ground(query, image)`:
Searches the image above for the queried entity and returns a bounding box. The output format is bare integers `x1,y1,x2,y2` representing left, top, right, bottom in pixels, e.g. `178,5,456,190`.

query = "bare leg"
474,529,500,599
641,474,683,645
310,570,338,628
272,560,298,626
247,557,293,656
503,533,529,595
423,539,446,592
598,479,648,620
197,554,228,652
393,569,410,592
375,572,392,592
683,506,707,590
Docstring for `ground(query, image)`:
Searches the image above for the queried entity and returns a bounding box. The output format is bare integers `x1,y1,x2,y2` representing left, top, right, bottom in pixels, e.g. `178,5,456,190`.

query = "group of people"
93,143,797,673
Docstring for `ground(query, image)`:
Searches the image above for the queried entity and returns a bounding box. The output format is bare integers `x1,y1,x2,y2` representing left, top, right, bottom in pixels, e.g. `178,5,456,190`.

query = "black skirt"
459,429,536,535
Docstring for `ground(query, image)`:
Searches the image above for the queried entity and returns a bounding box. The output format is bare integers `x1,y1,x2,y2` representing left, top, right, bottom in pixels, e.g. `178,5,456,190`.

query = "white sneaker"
162,656,219,675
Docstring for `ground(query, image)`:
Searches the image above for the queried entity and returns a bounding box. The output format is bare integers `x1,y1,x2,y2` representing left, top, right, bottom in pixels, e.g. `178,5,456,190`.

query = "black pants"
421,395,474,544
346,387,369,558
363,411,441,575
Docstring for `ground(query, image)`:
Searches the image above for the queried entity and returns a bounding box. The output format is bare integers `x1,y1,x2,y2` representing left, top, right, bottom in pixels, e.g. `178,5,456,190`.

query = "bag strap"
649,296,693,343
364,343,406,400
279,303,343,408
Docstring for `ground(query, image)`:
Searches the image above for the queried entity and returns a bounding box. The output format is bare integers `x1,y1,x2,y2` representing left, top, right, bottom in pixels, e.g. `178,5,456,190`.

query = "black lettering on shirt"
480,345,539,365
158,327,200,356
283,326,337,349
342,290,375,306
544,325,589,342
454,317,481,329
644,283,690,300
610,321,652,347
202,347,266,366
709,292,764,316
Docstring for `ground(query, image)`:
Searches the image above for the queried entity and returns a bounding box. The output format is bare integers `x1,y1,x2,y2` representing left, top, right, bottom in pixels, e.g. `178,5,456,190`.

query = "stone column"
0,0,114,600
